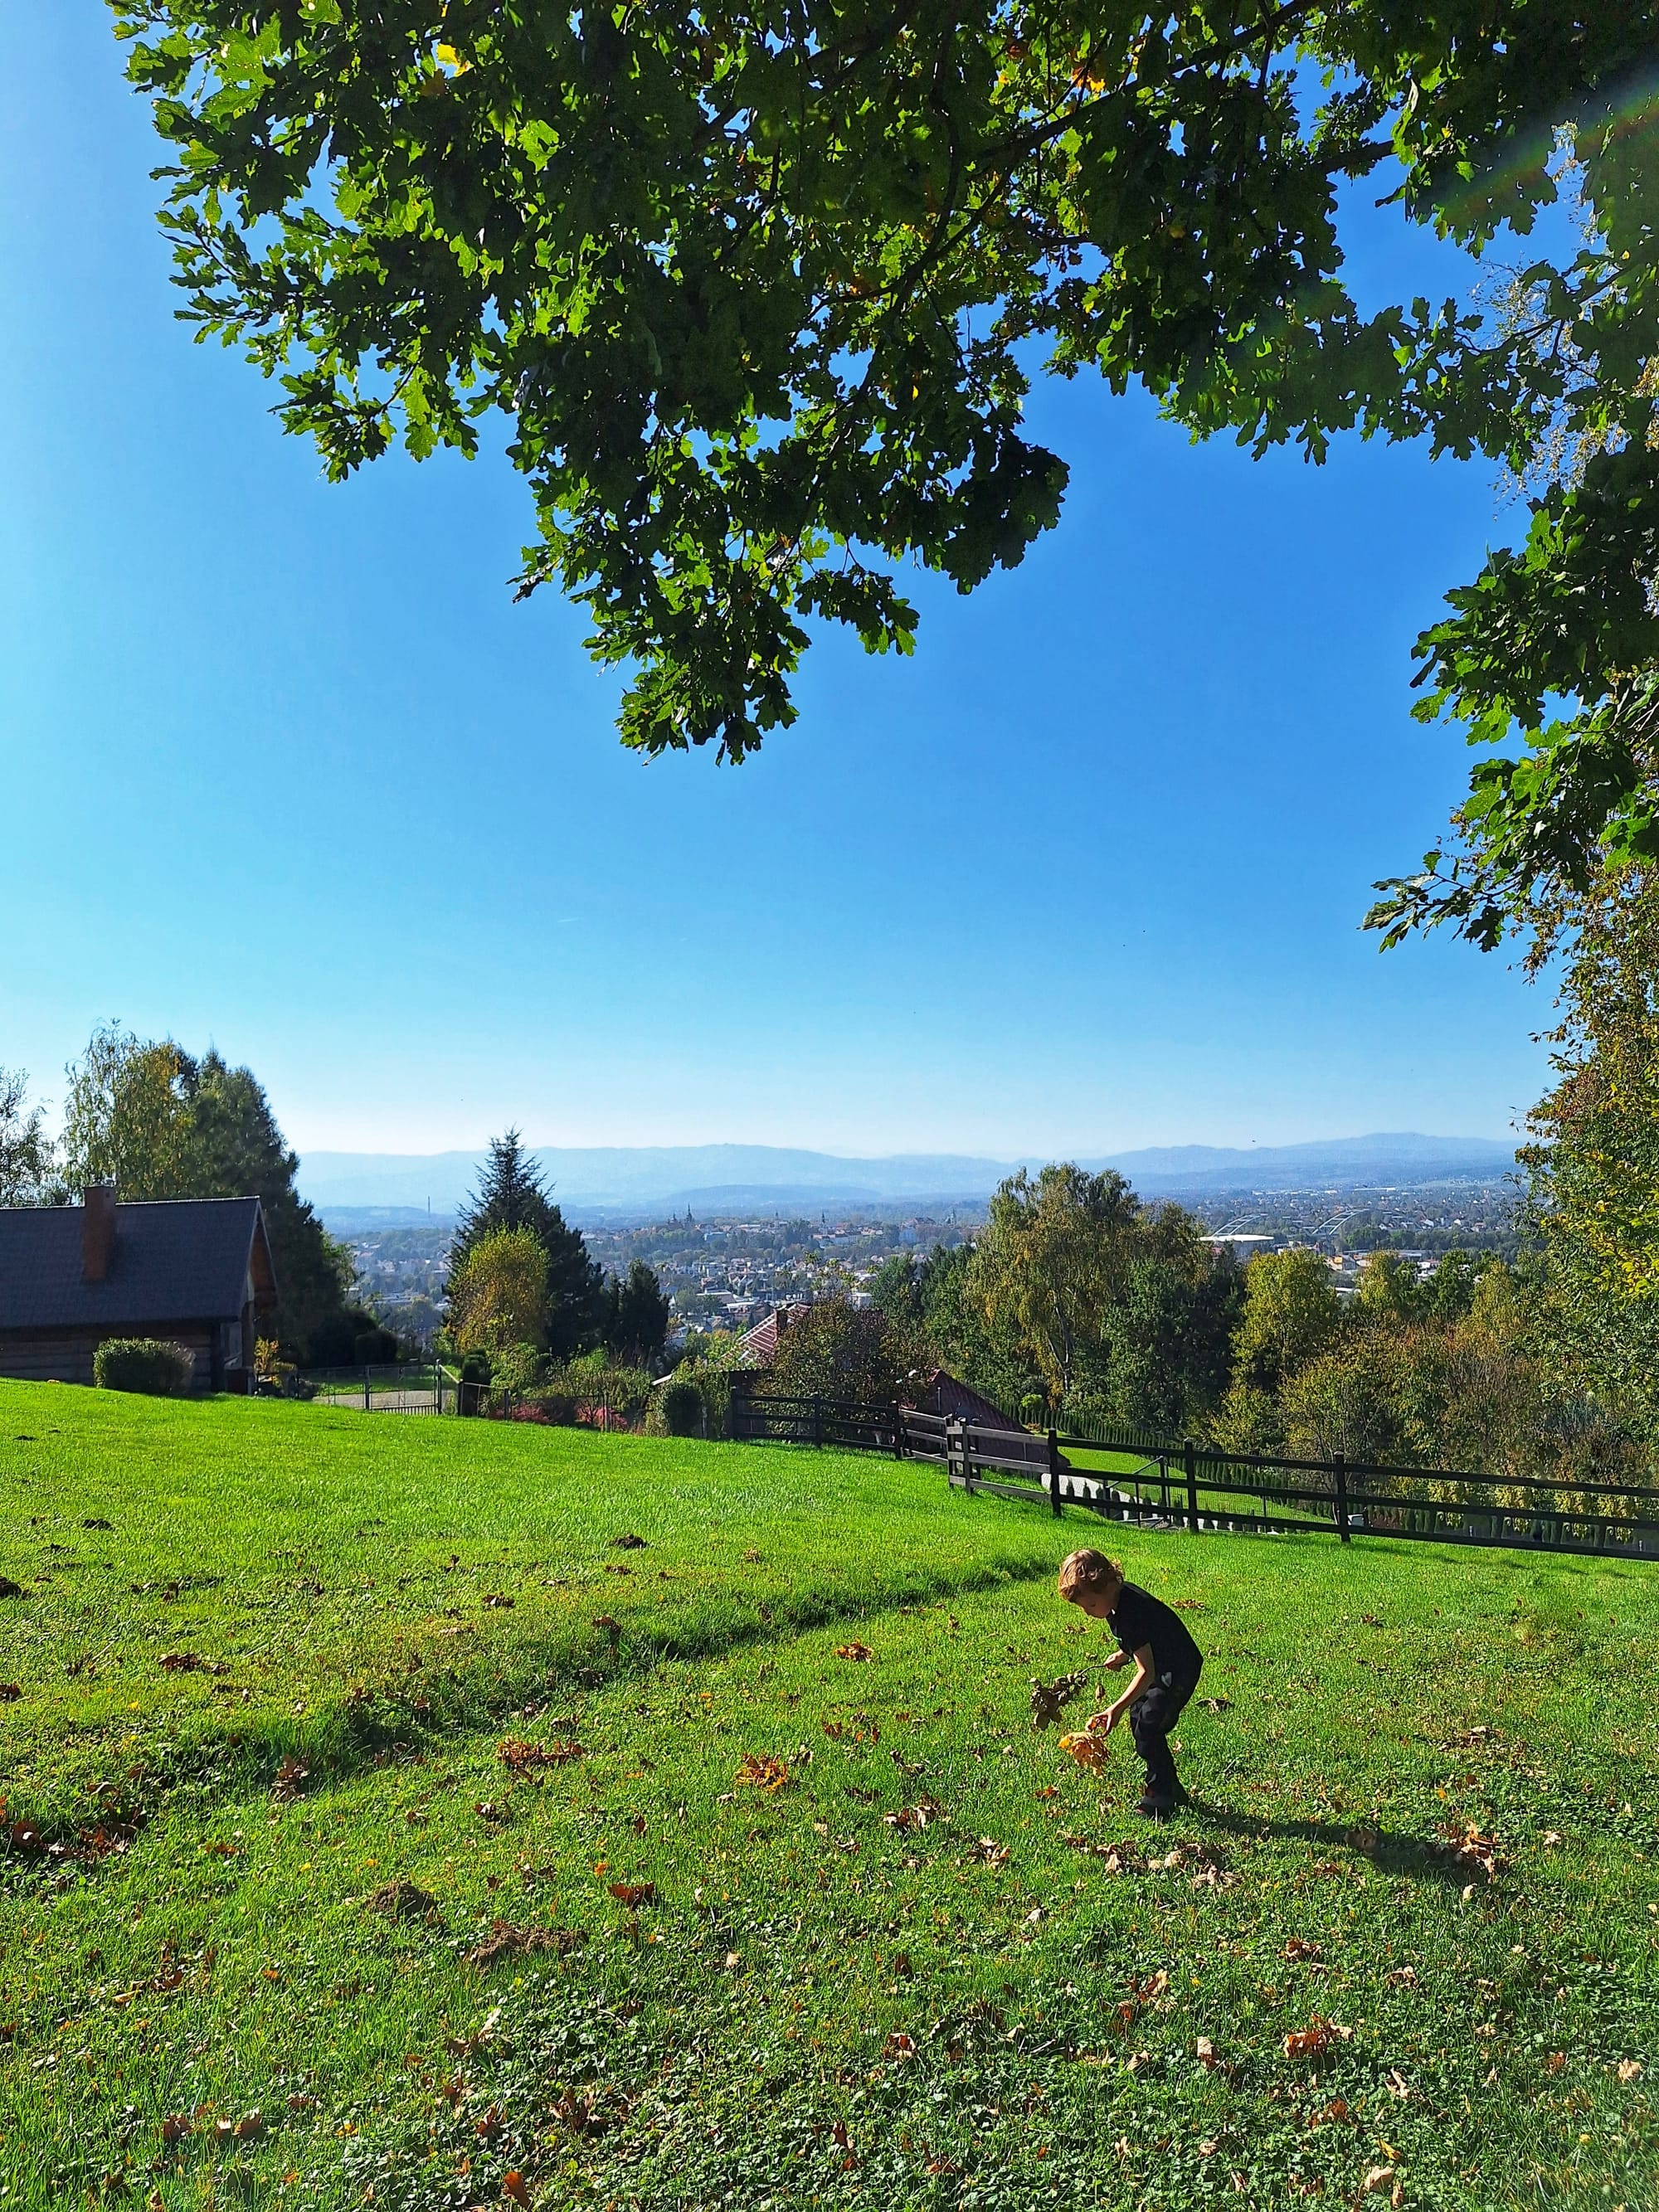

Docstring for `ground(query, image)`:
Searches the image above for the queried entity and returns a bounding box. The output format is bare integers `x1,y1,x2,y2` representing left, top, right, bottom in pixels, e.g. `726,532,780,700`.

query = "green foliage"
653,1377,706,1437
766,1298,909,1404
603,1258,671,1368
90,1337,193,1395
963,1172,1237,1428
0,1067,56,1205
450,1132,604,1357
907,1241,1034,1414
1231,1247,1345,1394
975,1165,1140,1403
59,1027,355,1360
309,1305,394,1369
114,0,1659,915
447,1226,549,1355
4,1381,1658,2210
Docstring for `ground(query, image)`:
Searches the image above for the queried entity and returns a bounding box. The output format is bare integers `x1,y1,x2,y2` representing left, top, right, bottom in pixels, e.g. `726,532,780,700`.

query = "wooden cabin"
0,1189,277,1392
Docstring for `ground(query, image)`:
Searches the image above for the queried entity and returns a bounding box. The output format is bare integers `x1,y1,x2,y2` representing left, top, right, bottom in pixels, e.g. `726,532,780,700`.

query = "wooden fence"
729,1389,1659,1562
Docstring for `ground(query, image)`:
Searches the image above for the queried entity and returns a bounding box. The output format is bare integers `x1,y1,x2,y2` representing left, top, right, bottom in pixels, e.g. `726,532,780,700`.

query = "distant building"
0,1189,277,1391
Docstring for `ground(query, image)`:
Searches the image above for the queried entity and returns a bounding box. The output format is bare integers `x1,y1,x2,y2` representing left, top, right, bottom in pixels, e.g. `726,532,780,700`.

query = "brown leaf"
608,1880,655,1909
503,2174,532,2208
885,1796,945,1834
160,2114,193,2145
834,1642,874,1662
1360,2165,1395,2196
1284,1937,1323,1962
483,1593,516,1610
734,1753,790,1791
159,1652,204,1673
498,1738,584,1770
1058,1730,1109,1771
1282,2017,1353,2060
1618,2058,1643,2083
610,1533,647,1549
0,1685,19,1702
271,1757,309,1802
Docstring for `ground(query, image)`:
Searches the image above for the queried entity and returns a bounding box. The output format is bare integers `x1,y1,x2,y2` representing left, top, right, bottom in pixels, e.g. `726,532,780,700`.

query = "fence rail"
294,1363,456,1413
729,1389,1659,1562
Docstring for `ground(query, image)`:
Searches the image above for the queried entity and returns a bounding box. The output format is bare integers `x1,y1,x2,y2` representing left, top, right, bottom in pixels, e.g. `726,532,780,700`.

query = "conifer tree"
449,1131,604,1358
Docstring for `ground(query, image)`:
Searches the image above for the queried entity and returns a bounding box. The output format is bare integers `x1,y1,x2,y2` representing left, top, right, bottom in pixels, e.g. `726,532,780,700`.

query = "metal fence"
730,1390,1659,1562
294,1363,456,1413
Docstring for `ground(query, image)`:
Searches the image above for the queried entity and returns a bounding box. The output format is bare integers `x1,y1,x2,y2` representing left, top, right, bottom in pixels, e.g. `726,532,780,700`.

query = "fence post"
435,1362,443,1415
364,1366,371,1412
1048,1427,1062,1517
811,1393,823,1449
1334,1452,1350,1543
892,1403,903,1461
1184,1438,1199,1535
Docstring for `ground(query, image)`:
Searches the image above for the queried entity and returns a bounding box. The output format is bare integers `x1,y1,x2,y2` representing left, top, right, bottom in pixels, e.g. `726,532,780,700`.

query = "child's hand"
1088,1708,1117,1735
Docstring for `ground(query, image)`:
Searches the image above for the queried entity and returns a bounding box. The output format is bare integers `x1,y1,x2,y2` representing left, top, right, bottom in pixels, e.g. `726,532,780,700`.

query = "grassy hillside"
2,1384,1656,2211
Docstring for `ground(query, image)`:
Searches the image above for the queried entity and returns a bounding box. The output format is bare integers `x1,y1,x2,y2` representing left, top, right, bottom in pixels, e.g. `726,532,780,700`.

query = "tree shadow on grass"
1182,1797,1474,1888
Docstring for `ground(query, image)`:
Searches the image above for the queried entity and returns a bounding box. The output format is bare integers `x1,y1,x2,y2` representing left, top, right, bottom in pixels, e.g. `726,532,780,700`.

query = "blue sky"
1,7,1553,1161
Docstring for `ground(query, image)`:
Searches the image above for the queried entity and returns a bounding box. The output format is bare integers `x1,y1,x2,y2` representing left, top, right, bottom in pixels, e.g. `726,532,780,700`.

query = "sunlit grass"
2,1383,1656,2210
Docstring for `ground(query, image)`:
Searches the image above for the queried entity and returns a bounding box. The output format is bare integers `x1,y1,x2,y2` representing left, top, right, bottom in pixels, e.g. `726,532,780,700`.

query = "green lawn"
2,1384,1656,2212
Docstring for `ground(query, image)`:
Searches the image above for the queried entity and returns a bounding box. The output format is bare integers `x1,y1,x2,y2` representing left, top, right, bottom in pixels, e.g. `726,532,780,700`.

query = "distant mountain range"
297,1133,1518,1220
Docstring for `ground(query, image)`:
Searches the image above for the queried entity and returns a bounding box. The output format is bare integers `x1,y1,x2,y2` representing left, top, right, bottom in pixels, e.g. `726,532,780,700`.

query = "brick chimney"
82,1186,116,1283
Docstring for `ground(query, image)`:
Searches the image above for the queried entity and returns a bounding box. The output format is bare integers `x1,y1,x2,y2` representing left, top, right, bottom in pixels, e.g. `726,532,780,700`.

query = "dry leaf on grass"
610,1532,647,1549
885,1796,945,1833
498,1738,584,1770
734,1753,790,1791
607,1880,654,1908
0,1685,19,1702
483,1593,515,1610
271,1757,309,1802
503,2174,532,2207
1282,2017,1354,2060
835,1641,874,1662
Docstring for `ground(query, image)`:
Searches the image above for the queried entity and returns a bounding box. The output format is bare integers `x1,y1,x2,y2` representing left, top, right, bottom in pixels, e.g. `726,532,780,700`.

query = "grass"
2,1383,1657,2212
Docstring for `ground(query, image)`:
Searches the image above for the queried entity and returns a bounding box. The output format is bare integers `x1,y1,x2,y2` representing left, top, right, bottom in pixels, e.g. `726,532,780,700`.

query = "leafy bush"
93,1339,194,1396
767,1299,907,1403
353,1325,399,1365
656,1378,705,1437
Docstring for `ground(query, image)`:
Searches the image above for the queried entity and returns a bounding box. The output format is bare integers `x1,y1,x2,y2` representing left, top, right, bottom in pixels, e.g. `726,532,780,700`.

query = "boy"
1057,1549,1204,1817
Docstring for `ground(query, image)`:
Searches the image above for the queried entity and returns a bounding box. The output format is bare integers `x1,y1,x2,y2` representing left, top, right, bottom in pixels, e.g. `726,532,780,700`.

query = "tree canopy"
115,2,1659,931
57,1024,355,1358
449,1130,606,1355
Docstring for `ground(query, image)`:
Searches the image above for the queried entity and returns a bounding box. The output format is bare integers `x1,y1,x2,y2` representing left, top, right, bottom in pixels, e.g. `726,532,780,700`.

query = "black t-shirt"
1108,1583,1203,1685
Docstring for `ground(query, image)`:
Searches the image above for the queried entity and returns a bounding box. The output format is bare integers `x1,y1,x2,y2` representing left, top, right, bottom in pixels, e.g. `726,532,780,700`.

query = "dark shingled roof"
0,1198,274,1334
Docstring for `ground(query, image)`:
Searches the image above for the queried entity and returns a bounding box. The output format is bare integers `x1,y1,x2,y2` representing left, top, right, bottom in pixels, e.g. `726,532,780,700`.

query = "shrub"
658,1378,705,1437
94,1339,194,1396
767,1299,907,1403
353,1325,399,1365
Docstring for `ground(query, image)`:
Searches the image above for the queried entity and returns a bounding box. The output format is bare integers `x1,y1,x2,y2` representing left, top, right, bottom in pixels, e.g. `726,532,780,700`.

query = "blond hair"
1057,1549,1122,1602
